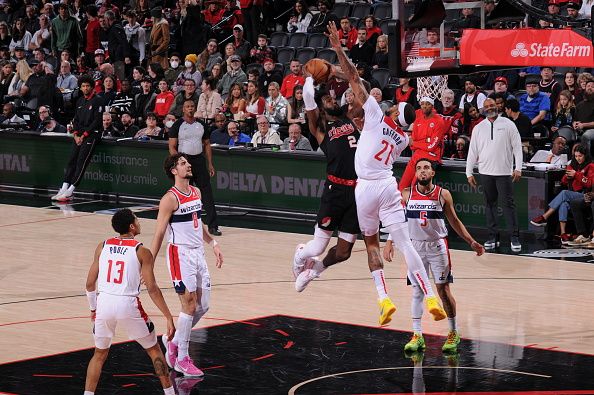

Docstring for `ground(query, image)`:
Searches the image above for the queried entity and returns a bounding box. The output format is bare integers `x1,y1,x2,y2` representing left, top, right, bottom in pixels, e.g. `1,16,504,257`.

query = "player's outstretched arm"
327,21,368,106
302,75,325,145
149,193,176,261
139,247,175,340
203,227,223,268
442,189,485,256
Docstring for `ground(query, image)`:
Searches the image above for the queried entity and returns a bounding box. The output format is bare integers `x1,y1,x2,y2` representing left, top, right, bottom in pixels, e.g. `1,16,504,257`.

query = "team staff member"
168,99,222,236
399,97,446,191
384,159,485,354
51,74,104,202
466,98,523,252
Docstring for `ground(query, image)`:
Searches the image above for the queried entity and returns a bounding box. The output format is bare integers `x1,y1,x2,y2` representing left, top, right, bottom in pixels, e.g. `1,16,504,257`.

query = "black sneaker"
484,237,500,250
209,227,222,236
510,236,522,252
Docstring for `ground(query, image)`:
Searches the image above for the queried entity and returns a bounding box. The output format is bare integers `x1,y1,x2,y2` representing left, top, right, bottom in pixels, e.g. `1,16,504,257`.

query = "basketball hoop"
405,48,449,101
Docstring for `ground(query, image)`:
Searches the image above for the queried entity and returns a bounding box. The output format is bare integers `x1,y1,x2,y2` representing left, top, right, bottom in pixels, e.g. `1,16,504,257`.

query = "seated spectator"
56,61,77,105
231,24,252,64
531,143,593,242
363,15,382,48
451,135,470,159
227,120,251,146
203,0,224,26
249,34,274,65
196,76,223,121
464,104,484,136
130,66,146,95
340,88,363,121
264,81,288,129
134,112,161,139
259,58,283,98
519,77,551,126
327,74,350,101
370,88,390,113
438,88,464,146
24,59,57,109
563,71,583,104
566,1,582,20
394,78,418,108
9,18,33,54
280,59,304,99
209,113,230,145
423,28,440,48
451,7,480,43
551,90,576,134
505,98,532,138
0,60,14,98
488,76,515,100
165,53,183,87
287,0,312,33
492,92,507,116
350,28,375,66
162,113,177,140
169,78,200,118
175,53,202,95
530,135,568,168
217,54,247,100
281,123,312,151
575,80,594,153
119,110,139,138
98,75,117,108
540,66,562,108
223,42,236,64
0,102,26,125
307,0,338,34
111,79,135,115
245,80,265,118
222,82,246,119
371,34,388,69
36,105,52,132
197,39,222,75
100,112,121,138
287,85,306,125
39,116,67,133
459,76,487,116
133,76,156,124
252,115,281,145
338,17,357,50
154,78,175,120
208,63,223,87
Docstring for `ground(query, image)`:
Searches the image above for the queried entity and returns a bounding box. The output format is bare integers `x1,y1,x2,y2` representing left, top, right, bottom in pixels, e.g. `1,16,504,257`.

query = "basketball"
304,58,332,85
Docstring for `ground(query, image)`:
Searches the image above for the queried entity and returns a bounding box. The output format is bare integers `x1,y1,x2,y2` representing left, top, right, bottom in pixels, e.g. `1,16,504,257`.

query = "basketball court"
2,193,594,394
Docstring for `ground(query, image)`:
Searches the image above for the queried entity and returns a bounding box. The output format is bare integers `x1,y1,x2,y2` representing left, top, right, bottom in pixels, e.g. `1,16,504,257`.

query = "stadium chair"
351,3,371,19
383,83,398,101
348,17,360,28
296,47,317,65
371,68,392,90
555,126,577,144
373,3,392,20
270,32,289,49
274,63,285,75
288,32,308,48
331,2,351,18
276,47,296,64
379,18,390,35
553,73,565,87
307,33,329,49
246,63,264,76
317,48,338,64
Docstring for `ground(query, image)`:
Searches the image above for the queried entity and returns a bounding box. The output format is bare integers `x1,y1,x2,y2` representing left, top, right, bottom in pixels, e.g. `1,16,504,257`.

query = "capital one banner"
460,29,594,67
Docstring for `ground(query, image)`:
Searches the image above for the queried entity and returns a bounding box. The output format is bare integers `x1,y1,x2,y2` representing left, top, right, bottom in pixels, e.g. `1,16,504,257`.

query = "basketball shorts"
316,182,360,235
355,177,406,236
93,293,156,349
166,243,211,294
407,239,453,286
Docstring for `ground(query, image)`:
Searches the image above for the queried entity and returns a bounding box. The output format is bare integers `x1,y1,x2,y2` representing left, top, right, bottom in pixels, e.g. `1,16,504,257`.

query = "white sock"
66,185,75,194
174,312,193,360
84,392,94,395
411,285,424,333
61,182,69,191
163,386,175,395
371,269,388,300
312,259,326,275
448,317,457,331
412,318,422,334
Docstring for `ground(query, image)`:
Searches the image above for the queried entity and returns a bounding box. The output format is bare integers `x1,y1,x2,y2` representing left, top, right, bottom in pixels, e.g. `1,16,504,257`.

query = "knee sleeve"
136,331,158,349
301,226,332,258
387,222,426,277
411,284,425,318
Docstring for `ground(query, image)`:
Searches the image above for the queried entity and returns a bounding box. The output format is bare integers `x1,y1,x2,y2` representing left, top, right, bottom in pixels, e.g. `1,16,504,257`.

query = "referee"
168,99,221,235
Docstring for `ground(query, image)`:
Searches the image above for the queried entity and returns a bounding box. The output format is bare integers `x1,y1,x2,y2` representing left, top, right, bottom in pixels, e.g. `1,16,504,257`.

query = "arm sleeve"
362,95,383,129
303,77,317,111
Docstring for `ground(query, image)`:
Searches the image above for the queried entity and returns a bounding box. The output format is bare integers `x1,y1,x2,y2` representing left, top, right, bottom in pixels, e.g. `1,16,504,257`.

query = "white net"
416,74,449,102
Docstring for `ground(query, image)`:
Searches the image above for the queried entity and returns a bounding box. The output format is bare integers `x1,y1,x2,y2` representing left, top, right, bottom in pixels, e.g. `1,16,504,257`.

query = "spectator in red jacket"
437,88,464,151
363,15,382,48
338,17,357,50
154,78,175,120
280,59,304,99
399,96,447,191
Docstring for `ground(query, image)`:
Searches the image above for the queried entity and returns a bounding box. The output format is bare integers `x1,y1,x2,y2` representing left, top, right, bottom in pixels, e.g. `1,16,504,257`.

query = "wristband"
86,290,97,311
208,239,218,248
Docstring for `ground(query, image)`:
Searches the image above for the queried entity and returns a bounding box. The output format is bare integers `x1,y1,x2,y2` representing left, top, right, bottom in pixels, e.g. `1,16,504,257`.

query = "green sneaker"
404,332,425,352
442,330,461,353
404,350,425,366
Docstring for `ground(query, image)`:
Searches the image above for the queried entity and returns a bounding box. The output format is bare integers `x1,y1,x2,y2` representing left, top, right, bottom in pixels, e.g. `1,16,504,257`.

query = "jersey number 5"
374,140,394,165
107,260,125,284
420,211,428,227
192,212,199,229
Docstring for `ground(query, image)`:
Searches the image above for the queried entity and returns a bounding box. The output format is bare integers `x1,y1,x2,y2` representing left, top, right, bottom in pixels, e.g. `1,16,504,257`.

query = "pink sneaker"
162,334,178,369
175,376,203,395
174,356,204,377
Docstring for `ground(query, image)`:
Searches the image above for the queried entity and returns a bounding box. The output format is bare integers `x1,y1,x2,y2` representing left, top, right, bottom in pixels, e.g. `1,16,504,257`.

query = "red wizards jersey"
167,186,204,247
98,237,143,297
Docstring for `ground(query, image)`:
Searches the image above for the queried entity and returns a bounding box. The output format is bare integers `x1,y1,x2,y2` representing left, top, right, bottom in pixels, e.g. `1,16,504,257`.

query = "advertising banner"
460,28,594,68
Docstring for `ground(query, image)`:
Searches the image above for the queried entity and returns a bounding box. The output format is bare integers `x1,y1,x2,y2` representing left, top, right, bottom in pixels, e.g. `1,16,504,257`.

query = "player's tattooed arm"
152,356,168,377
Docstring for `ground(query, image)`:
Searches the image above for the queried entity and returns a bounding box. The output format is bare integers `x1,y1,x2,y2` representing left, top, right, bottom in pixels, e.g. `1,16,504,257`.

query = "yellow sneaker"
426,296,447,321
378,297,396,325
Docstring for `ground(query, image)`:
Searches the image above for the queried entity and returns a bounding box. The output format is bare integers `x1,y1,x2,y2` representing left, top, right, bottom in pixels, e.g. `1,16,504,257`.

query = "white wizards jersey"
98,237,142,297
167,186,204,247
406,185,448,241
355,96,409,180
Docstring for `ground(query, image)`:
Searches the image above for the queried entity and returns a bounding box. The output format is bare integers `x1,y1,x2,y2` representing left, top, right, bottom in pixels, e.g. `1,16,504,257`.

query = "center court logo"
511,43,529,57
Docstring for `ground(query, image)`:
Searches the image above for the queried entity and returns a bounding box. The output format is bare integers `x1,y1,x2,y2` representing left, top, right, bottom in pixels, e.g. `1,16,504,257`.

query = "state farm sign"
461,29,594,68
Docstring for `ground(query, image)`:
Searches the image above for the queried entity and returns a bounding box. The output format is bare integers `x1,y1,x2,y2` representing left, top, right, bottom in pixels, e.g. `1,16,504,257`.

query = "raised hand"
326,21,341,49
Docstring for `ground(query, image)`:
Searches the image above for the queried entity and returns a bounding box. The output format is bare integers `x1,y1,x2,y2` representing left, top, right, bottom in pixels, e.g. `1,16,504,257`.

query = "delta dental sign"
460,29,594,68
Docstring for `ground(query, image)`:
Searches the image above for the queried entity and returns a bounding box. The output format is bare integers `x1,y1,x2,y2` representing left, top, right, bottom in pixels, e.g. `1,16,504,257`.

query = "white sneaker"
293,243,306,279
57,189,73,202
295,261,321,292
568,235,591,246
50,188,67,200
